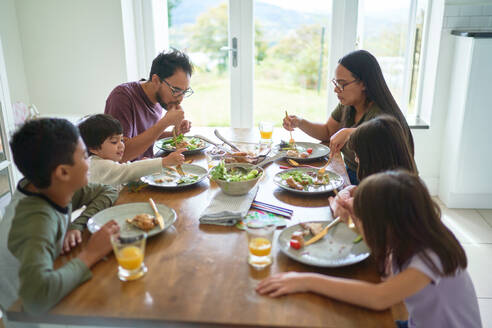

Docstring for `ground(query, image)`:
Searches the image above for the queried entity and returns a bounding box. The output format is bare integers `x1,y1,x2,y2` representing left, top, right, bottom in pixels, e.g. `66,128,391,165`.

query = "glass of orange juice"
111,233,147,281
259,121,273,144
246,223,275,270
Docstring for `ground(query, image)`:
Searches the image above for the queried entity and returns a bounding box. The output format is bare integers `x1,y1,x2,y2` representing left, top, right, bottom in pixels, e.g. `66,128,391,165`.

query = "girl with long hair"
284,50,414,185
329,115,417,221
257,171,481,327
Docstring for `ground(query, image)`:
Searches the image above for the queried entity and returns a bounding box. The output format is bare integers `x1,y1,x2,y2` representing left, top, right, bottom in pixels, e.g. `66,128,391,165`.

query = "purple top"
393,251,481,328
105,82,163,159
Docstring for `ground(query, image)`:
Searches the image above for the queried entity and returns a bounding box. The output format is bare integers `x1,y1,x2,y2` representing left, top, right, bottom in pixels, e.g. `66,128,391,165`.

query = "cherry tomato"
290,239,301,250
306,148,313,154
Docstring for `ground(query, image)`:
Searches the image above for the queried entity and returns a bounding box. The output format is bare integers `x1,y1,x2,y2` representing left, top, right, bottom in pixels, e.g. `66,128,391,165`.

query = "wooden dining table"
7,127,400,327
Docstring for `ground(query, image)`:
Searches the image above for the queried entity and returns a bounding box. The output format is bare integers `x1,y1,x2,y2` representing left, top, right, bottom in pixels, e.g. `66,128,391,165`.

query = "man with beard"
105,49,194,161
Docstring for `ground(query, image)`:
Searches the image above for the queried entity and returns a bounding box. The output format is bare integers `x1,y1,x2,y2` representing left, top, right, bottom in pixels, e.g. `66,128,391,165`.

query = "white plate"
155,135,209,155
87,202,177,237
273,168,344,194
278,221,370,267
274,142,330,162
141,164,208,189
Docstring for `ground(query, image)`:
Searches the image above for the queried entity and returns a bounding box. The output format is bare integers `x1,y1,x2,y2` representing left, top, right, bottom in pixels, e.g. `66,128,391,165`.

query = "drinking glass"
205,147,226,170
246,223,275,270
111,233,147,281
259,121,273,144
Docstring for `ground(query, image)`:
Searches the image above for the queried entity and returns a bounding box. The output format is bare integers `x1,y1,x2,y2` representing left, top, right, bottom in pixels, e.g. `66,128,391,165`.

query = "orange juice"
116,246,143,270
259,130,273,140
248,237,272,256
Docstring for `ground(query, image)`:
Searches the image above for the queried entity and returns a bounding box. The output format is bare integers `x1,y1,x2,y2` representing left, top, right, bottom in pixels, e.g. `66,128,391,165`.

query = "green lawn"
182,73,329,127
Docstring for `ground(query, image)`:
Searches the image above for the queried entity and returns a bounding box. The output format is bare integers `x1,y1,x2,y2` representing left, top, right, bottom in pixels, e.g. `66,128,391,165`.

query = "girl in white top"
79,114,185,186
257,171,481,328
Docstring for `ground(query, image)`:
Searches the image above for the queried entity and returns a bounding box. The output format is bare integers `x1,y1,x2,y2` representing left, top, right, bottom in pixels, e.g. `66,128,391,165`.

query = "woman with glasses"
105,49,194,162
283,50,414,185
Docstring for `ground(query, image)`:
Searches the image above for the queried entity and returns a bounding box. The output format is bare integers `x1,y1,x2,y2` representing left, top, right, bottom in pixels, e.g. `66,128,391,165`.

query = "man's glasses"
161,79,194,98
331,78,358,91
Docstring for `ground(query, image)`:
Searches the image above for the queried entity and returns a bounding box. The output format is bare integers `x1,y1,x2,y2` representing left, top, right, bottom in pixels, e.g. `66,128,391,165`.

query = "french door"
0,38,19,215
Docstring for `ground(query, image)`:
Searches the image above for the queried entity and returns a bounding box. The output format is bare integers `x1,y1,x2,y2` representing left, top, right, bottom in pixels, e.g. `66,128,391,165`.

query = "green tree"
267,24,329,89
364,23,406,57
167,0,182,27
188,3,268,73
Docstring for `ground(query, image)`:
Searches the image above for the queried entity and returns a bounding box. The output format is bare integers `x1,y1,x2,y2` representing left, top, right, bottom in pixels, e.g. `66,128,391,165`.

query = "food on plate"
279,141,311,158
224,151,257,164
353,235,363,244
176,174,199,185
301,222,324,236
153,170,200,186
159,134,206,151
286,177,304,190
209,161,262,182
289,222,332,249
286,149,309,158
126,213,158,231
279,170,331,191
289,231,305,249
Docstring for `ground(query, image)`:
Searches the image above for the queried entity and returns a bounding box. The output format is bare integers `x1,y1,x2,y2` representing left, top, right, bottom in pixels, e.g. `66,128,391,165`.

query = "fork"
172,128,185,176
317,156,333,179
284,110,295,145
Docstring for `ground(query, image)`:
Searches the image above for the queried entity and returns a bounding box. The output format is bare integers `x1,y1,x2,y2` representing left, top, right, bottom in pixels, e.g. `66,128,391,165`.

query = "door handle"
220,37,238,67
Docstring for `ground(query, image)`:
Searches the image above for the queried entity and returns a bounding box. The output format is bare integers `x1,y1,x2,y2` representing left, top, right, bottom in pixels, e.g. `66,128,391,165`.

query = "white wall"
0,0,30,107
14,0,129,118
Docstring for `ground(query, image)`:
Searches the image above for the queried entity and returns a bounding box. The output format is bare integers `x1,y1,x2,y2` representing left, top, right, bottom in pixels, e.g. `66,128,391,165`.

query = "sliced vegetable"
306,148,313,154
290,239,302,250
352,235,363,244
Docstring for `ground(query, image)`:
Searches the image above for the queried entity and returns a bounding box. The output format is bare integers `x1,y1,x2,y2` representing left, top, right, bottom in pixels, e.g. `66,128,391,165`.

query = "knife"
304,217,342,246
214,129,241,152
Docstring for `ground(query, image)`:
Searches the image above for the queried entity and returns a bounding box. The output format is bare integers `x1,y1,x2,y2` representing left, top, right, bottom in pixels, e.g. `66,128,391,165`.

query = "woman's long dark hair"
339,50,414,156
348,115,417,181
353,170,467,277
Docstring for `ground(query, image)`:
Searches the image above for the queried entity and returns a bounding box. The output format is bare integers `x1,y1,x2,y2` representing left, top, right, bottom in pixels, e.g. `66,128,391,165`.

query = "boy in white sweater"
79,114,185,186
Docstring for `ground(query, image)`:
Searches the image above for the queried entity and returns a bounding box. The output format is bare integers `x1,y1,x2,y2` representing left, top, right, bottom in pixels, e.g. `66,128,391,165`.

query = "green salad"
210,161,261,182
279,170,330,191
159,134,206,151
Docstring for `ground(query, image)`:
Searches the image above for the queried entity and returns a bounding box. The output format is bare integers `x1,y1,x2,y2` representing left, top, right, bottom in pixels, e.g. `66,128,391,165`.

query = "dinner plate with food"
141,164,208,189
87,202,177,237
156,134,209,155
278,220,370,267
273,167,344,194
274,141,330,162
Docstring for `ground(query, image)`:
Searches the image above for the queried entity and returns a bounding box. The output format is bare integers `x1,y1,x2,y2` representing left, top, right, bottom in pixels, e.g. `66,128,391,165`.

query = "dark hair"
10,118,79,189
339,50,414,155
148,49,194,81
78,114,123,152
353,170,467,277
348,115,417,181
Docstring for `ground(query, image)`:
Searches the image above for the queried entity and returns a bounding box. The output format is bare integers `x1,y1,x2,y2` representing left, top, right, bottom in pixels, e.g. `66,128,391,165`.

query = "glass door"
167,0,231,126
253,0,333,127
0,39,18,217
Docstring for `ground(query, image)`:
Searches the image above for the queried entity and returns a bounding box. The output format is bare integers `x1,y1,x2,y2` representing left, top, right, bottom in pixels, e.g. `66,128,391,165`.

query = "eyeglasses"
161,79,194,98
331,78,358,91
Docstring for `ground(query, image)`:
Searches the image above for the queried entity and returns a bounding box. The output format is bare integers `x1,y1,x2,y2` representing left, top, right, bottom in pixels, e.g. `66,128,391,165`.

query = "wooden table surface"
7,128,396,327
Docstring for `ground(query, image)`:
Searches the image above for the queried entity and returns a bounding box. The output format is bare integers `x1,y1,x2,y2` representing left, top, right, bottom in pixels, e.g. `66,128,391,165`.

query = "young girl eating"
256,171,481,327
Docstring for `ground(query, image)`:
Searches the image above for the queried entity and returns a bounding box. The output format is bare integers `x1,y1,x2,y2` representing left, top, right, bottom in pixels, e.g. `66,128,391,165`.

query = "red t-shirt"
104,82,163,159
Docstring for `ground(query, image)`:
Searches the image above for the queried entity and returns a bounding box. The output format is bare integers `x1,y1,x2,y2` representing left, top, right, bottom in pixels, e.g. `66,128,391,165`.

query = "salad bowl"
209,162,263,196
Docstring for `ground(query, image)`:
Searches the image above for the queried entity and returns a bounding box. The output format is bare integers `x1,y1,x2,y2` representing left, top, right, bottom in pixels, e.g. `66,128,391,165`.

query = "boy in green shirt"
2,118,120,315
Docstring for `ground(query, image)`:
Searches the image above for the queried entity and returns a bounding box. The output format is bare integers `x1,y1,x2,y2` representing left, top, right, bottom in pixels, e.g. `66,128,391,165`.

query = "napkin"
199,186,259,226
